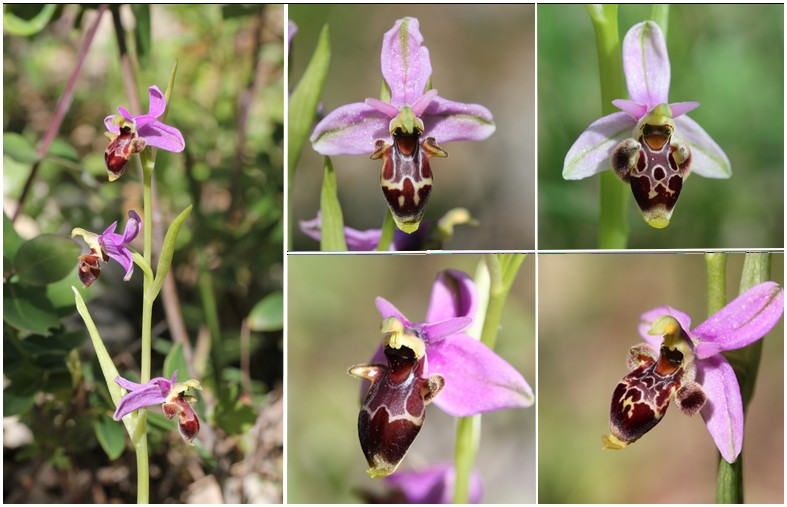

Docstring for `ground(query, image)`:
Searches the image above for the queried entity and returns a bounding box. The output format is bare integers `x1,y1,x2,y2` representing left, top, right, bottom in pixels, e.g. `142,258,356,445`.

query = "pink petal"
410,89,438,117
669,101,700,117
299,213,382,251
638,306,693,349
622,21,670,108
697,355,743,463
420,317,472,344
147,85,166,118
380,17,432,107
385,463,483,504
425,269,477,323
428,333,533,417
138,121,185,153
421,96,495,143
673,115,731,179
365,98,400,119
311,102,390,156
562,112,634,180
375,297,412,327
122,210,141,243
104,115,120,133
611,99,648,120
692,282,784,358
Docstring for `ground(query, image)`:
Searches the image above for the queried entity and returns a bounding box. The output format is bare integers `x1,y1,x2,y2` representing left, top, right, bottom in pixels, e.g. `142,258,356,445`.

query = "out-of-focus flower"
104,85,185,181
299,208,476,251
349,270,533,477
113,371,202,444
71,210,141,287
385,463,483,503
563,21,730,228
311,17,494,233
604,282,783,463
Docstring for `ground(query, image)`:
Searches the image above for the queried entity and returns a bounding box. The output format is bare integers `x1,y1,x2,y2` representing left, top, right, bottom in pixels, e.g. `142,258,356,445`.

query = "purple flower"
299,208,475,251
603,282,783,463
113,371,202,444
103,85,185,181
288,19,297,54
348,270,533,477
71,210,141,287
563,21,731,228
385,463,483,504
311,17,494,234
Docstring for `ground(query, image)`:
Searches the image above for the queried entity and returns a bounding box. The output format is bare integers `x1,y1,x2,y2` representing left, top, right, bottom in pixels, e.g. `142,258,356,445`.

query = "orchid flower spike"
113,371,202,444
603,282,783,463
348,270,533,477
71,210,141,287
104,85,185,181
311,17,494,234
563,21,731,228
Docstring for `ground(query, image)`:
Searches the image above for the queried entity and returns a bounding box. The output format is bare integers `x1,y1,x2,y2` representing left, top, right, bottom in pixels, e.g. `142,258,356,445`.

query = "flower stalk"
454,254,527,503
586,5,629,249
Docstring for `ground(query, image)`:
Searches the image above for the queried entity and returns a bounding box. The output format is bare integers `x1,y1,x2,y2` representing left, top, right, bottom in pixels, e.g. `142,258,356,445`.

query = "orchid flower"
113,371,202,445
385,463,483,504
603,282,783,463
564,21,731,228
311,17,494,233
348,270,533,477
104,85,185,181
299,208,475,251
71,210,141,287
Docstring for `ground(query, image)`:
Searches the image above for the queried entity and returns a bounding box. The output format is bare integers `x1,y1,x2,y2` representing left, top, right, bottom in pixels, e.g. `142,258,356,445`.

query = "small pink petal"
410,89,438,117
638,306,693,349
104,115,120,133
425,269,477,323
611,99,648,120
365,98,400,119
374,297,411,327
669,101,700,117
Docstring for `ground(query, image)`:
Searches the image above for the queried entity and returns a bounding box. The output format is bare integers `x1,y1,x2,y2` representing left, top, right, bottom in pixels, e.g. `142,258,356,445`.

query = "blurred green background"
538,253,783,503
538,5,784,249
288,255,535,503
289,5,535,250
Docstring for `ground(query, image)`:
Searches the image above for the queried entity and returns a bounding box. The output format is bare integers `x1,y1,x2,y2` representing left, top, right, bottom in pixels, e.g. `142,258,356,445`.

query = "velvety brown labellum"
612,129,691,227
162,394,200,444
105,126,147,180
77,250,104,288
351,345,444,477
372,130,446,233
609,346,684,445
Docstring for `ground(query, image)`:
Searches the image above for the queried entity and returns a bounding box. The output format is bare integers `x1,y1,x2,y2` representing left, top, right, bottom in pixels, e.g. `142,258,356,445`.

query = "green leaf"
3,132,39,163
13,234,80,286
3,4,56,36
221,5,262,18
3,283,60,334
248,291,283,331
164,342,189,380
319,157,347,251
46,138,80,162
3,390,36,416
151,205,192,300
4,212,25,261
215,385,256,435
130,5,151,67
95,415,126,460
288,24,330,183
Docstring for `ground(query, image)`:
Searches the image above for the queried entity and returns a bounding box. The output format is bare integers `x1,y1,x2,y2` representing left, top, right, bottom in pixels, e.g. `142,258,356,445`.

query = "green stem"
454,254,526,502
135,411,150,504
375,210,395,251
650,5,670,36
705,253,727,315
586,5,629,249
453,414,480,504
